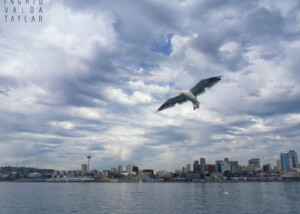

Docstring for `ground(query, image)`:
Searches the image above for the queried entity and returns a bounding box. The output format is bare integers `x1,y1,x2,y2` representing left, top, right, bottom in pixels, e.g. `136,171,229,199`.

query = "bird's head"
179,92,182,95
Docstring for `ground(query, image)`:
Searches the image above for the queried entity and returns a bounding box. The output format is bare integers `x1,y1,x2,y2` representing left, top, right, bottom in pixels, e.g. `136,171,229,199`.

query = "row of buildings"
1,150,299,182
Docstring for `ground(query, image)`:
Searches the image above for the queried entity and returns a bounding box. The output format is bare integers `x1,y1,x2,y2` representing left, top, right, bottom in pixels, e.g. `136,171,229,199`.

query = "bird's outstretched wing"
189,76,222,96
157,94,187,112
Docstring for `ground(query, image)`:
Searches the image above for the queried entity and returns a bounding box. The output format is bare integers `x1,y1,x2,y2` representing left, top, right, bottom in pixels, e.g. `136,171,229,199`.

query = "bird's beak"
179,92,182,95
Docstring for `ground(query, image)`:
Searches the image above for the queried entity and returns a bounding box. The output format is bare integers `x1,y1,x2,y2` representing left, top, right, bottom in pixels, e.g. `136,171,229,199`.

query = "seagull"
157,76,222,112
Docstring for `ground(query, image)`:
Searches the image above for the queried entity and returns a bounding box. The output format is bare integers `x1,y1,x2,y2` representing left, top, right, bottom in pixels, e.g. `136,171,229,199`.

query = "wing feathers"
157,94,187,112
189,76,222,96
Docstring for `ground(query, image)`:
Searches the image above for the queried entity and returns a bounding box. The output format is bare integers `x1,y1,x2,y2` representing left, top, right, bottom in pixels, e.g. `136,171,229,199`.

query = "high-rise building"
186,164,191,172
132,165,139,174
276,160,282,171
193,160,200,172
182,167,189,173
200,158,206,174
215,160,223,173
281,152,291,171
126,164,132,174
215,160,231,173
206,164,216,174
263,164,271,173
288,150,298,169
111,167,117,173
229,161,238,168
248,158,260,168
117,164,123,174
81,164,87,173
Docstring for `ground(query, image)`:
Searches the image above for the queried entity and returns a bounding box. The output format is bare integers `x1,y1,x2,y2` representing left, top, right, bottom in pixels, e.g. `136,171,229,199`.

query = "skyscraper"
117,164,123,175
215,160,231,173
193,160,200,172
126,164,132,174
276,160,282,171
200,158,206,174
81,164,87,173
186,164,191,172
132,165,139,174
288,150,298,169
281,152,290,171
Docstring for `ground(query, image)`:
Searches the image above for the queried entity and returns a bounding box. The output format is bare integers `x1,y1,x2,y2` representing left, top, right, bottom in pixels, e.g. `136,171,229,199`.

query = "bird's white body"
181,90,199,110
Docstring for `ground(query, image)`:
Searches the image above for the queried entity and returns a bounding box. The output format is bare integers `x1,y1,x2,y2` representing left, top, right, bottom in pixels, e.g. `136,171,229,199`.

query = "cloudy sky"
1,0,300,171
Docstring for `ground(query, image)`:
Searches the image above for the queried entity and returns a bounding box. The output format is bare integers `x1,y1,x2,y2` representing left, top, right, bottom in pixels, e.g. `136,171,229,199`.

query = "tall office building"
206,164,216,174
126,164,132,174
117,164,123,174
186,164,191,172
215,160,223,173
281,152,290,171
81,164,87,173
216,160,231,173
200,158,206,174
276,160,282,171
132,165,139,174
288,150,298,169
263,164,271,173
182,167,189,173
248,158,260,168
193,160,200,172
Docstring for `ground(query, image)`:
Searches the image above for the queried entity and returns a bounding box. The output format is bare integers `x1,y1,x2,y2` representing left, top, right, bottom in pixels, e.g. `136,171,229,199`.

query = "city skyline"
2,149,298,173
1,0,300,171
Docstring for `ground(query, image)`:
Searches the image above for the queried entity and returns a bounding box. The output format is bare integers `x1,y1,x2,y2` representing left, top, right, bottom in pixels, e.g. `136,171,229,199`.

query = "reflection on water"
0,182,299,214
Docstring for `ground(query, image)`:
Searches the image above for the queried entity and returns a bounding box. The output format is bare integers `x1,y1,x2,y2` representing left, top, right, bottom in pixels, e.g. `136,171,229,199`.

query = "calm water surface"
0,182,299,214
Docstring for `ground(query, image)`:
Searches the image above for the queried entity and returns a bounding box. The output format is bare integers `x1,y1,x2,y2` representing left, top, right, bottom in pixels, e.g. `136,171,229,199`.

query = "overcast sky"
1,0,300,171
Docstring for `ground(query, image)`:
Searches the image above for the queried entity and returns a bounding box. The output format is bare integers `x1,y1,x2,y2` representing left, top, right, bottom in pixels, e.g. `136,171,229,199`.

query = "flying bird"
157,76,222,112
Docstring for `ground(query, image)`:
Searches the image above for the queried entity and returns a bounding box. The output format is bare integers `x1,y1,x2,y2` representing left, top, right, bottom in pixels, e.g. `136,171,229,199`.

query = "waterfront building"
186,172,201,181
193,160,200,172
60,170,66,176
52,170,60,177
248,158,260,168
288,150,298,169
157,170,167,177
102,170,110,177
143,169,154,176
200,158,206,174
28,172,41,178
281,152,290,171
